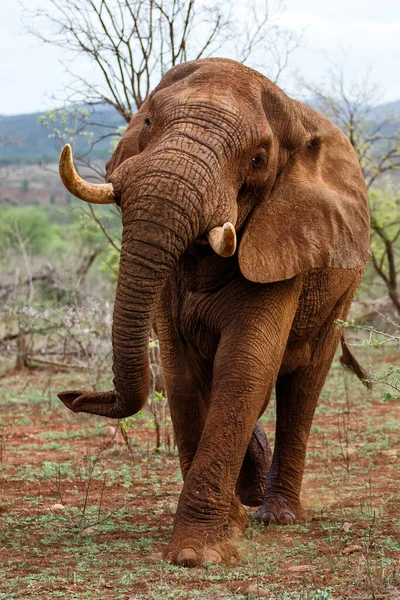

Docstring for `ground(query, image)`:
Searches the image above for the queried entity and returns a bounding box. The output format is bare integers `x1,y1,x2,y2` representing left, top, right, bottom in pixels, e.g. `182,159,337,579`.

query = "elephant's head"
58,58,370,418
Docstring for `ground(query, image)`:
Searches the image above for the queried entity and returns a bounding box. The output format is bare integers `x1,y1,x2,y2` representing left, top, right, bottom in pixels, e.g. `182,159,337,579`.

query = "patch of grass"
0,349,399,598
38,427,106,441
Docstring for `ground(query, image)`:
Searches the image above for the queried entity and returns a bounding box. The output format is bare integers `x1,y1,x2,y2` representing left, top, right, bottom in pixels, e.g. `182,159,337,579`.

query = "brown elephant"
57,58,371,567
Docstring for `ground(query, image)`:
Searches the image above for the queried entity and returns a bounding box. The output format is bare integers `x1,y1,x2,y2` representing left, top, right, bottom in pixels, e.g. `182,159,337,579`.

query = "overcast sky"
1,0,399,115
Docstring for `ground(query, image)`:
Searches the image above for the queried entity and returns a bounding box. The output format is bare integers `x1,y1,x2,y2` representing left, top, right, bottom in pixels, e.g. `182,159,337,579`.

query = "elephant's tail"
339,334,373,390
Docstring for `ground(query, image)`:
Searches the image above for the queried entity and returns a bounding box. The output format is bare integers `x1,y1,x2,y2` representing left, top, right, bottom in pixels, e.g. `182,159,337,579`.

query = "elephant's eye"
144,117,151,127
251,151,266,169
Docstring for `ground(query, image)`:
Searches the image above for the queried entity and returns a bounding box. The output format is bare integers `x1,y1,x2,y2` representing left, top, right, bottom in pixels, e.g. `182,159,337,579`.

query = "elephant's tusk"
207,222,237,257
59,144,115,204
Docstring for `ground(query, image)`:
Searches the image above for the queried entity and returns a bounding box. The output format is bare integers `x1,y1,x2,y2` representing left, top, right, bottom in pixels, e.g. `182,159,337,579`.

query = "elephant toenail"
255,510,276,524
176,548,198,567
280,512,295,525
203,548,222,563
230,526,243,539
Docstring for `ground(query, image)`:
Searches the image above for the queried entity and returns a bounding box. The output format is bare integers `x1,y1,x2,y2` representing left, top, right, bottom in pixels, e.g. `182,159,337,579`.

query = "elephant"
57,58,371,567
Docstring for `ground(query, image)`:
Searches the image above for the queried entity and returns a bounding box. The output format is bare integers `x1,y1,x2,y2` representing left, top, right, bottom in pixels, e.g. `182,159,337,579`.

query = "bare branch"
85,205,121,253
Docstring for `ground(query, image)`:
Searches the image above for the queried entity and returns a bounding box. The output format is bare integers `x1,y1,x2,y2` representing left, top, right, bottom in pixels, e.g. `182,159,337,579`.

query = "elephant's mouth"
194,233,210,245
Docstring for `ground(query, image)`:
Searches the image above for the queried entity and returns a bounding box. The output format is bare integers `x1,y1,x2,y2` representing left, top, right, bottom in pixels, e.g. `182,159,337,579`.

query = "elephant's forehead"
185,58,265,94
155,59,265,110
164,87,244,122
153,88,267,147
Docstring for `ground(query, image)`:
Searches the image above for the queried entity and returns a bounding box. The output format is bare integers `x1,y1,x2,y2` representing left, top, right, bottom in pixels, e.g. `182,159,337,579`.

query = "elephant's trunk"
110,191,196,416
58,152,204,418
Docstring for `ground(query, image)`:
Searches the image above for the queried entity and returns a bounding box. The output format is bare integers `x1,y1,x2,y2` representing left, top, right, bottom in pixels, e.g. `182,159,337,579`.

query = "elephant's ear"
238,101,371,284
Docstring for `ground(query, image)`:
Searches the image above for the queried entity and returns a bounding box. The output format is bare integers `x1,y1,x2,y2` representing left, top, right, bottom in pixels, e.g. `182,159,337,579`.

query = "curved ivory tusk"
59,144,115,204
207,222,237,257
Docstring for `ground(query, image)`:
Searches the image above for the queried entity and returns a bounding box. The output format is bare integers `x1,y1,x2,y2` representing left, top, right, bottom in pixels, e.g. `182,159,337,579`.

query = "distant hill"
305,98,400,136
0,106,125,166
367,100,400,138
0,98,399,167
372,99,400,117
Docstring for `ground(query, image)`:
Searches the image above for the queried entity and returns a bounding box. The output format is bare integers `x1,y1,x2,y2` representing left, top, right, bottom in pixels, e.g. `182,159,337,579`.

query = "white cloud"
274,5,400,101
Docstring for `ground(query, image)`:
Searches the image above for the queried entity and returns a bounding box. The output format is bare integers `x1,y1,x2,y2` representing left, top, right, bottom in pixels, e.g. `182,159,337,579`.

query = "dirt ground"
0,347,399,599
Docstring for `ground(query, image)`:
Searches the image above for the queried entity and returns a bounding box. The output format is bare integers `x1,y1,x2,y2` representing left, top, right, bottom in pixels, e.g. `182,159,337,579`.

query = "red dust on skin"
56,58,371,568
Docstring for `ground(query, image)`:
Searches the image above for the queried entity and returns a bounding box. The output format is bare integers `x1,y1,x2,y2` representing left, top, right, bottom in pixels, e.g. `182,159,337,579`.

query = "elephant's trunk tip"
58,388,143,418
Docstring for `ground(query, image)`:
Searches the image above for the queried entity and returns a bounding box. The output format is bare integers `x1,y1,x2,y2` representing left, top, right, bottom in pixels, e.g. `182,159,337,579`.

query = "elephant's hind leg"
255,356,333,526
235,422,272,507
255,281,361,526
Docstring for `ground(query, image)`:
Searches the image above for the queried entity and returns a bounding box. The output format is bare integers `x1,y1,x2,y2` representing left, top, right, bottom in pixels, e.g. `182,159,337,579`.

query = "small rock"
288,564,315,573
106,425,121,444
49,503,65,512
342,545,362,555
82,526,96,535
240,584,270,598
342,522,352,532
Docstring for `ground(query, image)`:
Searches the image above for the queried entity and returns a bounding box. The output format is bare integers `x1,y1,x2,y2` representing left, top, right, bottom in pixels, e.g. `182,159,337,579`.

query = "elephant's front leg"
159,334,249,539
164,284,299,567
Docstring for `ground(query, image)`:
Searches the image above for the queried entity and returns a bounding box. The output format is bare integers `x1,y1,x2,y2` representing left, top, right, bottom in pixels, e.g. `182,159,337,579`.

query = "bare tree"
26,0,302,122
236,0,303,82
297,59,400,312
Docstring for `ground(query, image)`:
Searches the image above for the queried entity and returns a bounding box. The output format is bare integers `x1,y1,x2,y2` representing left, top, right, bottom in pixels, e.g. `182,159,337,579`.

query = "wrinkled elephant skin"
57,58,371,567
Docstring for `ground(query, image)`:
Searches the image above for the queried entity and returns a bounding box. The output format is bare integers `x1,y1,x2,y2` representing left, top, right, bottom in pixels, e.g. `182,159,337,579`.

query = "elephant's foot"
235,423,272,507
164,534,238,567
228,495,249,538
254,494,304,525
